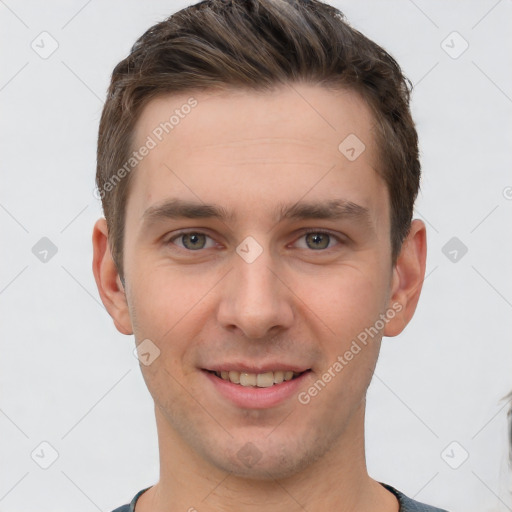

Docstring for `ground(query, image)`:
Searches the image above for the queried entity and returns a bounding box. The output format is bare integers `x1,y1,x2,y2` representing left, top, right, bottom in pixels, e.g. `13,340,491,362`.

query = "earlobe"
92,218,133,335
383,219,427,337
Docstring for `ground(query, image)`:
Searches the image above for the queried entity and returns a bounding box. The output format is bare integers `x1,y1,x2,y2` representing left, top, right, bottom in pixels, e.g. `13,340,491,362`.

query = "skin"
93,83,426,512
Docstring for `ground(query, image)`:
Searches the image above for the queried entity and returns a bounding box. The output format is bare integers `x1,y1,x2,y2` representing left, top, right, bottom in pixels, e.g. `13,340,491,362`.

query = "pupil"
306,232,329,250
184,233,205,250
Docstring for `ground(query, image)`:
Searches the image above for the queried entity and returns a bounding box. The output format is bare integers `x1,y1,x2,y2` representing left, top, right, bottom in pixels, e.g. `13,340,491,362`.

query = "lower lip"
202,370,311,409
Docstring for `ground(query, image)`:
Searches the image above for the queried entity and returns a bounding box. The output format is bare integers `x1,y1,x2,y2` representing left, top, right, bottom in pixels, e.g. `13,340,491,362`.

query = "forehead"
133,84,376,161
127,83,387,231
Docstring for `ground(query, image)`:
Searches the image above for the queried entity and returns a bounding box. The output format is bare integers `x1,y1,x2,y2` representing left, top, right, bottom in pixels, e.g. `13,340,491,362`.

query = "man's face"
121,83,397,478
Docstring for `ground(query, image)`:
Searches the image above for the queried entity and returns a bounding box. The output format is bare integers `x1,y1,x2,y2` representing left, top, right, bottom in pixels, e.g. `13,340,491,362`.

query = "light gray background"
1,1,511,511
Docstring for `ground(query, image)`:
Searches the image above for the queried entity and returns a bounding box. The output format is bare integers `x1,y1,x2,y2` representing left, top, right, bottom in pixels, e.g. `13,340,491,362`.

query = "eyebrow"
141,198,373,229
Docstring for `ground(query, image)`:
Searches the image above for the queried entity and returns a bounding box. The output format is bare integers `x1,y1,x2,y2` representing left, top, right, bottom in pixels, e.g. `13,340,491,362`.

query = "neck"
137,401,399,512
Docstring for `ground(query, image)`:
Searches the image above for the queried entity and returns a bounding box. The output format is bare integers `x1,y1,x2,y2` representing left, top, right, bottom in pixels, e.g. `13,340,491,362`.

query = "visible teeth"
273,370,284,384
240,373,256,386
213,369,303,387
256,372,274,388
228,370,240,383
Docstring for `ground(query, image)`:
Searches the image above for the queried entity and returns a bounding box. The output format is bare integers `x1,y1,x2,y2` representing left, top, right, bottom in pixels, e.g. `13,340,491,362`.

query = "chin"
205,435,324,481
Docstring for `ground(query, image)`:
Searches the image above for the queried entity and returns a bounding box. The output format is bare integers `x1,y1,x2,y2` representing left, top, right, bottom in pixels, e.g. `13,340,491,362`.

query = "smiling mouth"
205,369,310,387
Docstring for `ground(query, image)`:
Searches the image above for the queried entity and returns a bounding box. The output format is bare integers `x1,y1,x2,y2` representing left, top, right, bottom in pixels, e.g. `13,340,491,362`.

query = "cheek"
127,269,209,397
126,260,223,384
298,268,385,410
127,255,209,338
298,262,387,343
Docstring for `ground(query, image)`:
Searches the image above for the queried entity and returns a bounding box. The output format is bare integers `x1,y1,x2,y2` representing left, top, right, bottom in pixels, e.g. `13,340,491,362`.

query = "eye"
167,231,217,251
165,229,344,253
293,229,342,250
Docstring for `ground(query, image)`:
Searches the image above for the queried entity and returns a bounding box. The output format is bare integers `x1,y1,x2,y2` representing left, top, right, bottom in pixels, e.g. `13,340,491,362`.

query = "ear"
383,219,427,337
92,218,133,335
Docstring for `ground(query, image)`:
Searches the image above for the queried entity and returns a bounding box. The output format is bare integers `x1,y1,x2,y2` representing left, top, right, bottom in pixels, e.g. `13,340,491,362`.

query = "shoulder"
109,487,152,512
379,482,451,512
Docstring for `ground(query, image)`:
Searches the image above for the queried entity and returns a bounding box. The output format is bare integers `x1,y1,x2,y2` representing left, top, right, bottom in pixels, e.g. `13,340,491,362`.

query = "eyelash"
166,228,345,252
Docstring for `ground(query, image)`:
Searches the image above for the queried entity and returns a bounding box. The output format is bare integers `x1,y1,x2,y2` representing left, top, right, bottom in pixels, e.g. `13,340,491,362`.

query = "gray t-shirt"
111,482,450,511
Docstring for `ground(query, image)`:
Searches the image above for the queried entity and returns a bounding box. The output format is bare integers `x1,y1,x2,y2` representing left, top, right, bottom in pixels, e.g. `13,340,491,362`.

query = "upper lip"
204,363,311,373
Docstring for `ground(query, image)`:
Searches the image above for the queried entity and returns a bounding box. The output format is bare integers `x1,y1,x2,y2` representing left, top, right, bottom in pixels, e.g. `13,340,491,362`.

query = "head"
96,0,420,283
93,0,426,482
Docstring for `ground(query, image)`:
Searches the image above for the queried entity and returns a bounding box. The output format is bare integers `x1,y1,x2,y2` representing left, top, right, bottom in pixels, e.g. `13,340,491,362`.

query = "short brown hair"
96,0,420,281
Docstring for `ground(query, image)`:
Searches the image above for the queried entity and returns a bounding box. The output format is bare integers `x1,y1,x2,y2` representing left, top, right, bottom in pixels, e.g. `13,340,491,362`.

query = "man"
92,1,450,510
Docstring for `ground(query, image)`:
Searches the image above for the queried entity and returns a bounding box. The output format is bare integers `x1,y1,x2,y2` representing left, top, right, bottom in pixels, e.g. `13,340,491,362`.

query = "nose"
216,243,294,340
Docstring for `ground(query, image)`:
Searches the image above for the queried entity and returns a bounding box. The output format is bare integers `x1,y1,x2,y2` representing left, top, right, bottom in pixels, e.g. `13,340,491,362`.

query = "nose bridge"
237,249,277,305
217,238,293,338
